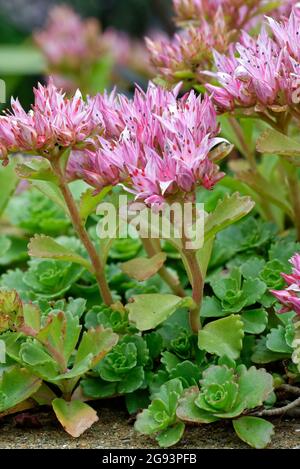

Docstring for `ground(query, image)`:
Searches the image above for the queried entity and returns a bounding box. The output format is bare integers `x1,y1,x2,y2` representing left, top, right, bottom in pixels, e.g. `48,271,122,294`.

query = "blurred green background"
0,0,173,107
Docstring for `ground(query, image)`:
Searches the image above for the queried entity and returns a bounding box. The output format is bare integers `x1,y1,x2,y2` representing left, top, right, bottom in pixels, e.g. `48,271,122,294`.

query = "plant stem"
141,238,186,297
278,384,300,396
51,158,113,305
182,249,203,333
254,396,300,417
228,116,257,171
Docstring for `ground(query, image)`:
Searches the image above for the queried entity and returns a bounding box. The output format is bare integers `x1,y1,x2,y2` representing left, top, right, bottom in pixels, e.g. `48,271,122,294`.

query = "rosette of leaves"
209,267,266,314
37,297,87,319
176,365,274,449
6,188,70,236
23,259,83,300
209,216,277,269
157,323,199,361
135,378,185,448
0,290,118,437
27,237,85,300
81,334,149,398
85,304,136,334
109,238,142,261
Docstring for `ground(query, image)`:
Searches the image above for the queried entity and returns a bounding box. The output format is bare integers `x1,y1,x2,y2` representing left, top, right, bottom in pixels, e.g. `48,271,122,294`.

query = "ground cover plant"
0,0,300,449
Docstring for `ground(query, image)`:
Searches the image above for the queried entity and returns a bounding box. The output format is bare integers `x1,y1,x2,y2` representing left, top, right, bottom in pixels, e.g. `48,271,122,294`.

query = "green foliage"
175,365,274,448
210,267,266,313
0,289,117,433
135,378,185,448
198,315,244,359
83,334,149,396
6,188,70,236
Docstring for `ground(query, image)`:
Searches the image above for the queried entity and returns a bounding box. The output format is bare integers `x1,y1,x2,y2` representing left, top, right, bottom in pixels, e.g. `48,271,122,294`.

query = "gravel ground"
0,401,299,449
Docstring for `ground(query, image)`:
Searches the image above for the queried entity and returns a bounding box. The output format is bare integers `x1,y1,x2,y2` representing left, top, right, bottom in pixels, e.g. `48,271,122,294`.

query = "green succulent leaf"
121,253,167,282
205,193,255,242
0,237,11,259
198,315,244,359
266,326,294,354
135,378,183,437
236,366,274,409
16,157,58,183
241,308,268,334
79,186,112,224
75,326,118,369
176,387,219,424
0,366,42,412
156,422,185,448
257,128,300,158
233,416,274,449
127,294,195,331
28,235,92,272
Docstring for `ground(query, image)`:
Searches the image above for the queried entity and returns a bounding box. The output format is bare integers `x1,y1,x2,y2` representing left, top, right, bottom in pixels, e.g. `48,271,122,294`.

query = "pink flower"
146,16,230,85
271,253,300,316
0,80,103,161
71,83,229,206
34,6,103,68
173,0,257,29
206,12,300,112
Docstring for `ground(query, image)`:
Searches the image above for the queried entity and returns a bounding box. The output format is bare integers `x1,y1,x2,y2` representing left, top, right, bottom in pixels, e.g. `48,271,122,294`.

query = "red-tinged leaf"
52,398,98,437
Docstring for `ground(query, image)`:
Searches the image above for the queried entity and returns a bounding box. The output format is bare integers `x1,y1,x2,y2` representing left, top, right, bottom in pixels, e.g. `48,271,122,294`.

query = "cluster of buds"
206,9,300,114
146,14,231,86
0,80,104,163
67,83,231,207
271,253,300,316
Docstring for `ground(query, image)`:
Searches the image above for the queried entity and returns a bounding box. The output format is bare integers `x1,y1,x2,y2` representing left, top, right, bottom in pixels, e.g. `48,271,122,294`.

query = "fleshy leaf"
75,326,118,369
0,366,42,412
236,366,273,409
205,193,254,242
176,387,218,424
28,235,92,271
241,309,268,334
52,398,98,437
233,416,274,449
198,315,244,359
257,128,300,158
16,157,58,183
79,186,112,224
127,294,195,331
156,422,185,448
121,253,167,282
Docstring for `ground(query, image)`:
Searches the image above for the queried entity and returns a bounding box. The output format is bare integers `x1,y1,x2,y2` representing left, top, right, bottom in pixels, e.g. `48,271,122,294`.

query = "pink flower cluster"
173,0,263,30
271,253,300,316
0,80,103,162
207,8,300,112
68,83,228,206
34,6,103,68
146,17,229,85
147,0,276,86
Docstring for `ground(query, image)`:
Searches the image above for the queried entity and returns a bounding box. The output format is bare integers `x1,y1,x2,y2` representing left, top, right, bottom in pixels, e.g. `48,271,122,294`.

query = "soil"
0,400,299,449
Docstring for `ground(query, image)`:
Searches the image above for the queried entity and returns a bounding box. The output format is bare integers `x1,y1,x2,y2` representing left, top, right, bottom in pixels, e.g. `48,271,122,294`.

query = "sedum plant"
0,1,300,449
0,290,118,436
